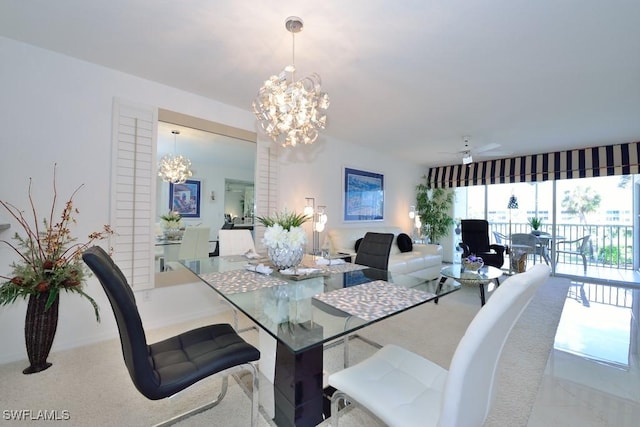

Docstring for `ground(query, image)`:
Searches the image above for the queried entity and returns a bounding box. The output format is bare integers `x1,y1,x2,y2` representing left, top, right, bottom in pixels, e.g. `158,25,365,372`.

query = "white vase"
268,245,304,270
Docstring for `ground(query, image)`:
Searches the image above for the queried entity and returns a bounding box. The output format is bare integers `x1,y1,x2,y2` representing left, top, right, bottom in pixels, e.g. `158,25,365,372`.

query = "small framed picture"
343,167,384,221
169,179,201,218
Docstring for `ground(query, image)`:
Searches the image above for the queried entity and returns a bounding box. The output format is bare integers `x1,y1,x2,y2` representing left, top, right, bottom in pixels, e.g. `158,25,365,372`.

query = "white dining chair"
218,229,257,256
328,263,551,427
178,227,211,260
217,228,259,333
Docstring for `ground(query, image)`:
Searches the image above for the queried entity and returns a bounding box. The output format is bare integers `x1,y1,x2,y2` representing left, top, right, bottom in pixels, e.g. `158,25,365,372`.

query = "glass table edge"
180,258,461,354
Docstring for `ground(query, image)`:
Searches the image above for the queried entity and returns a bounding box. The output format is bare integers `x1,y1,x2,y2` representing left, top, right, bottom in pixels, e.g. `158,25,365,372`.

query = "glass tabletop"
440,264,503,283
181,255,460,353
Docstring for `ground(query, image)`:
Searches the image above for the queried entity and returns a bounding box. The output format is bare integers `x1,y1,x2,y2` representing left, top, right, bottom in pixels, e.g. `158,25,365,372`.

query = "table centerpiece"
462,254,484,271
160,211,183,240
257,210,308,271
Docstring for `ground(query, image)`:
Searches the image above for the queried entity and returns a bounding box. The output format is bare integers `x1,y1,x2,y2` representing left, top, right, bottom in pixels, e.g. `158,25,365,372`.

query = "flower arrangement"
463,254,484,271
160,211,182,229
257,210,308,270
0,168,114,321
257,210,308,249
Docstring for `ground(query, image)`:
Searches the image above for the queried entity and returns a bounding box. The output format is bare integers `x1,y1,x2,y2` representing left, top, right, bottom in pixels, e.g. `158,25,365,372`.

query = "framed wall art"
343,167,384,221
169,179,201,218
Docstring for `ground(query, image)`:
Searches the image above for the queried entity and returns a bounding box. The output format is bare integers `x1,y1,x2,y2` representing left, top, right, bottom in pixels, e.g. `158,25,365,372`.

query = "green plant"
256,210,308,230
160,211,181,222
0,167,114,321
598,245,632,265
528,217,542,230
160,211,182,228
415,177,454,244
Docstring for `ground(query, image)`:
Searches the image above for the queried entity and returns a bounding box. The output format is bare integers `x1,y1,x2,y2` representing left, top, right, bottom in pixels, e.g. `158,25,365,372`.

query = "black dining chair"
329,232,394,367
82,246,260,426
354,232,395,271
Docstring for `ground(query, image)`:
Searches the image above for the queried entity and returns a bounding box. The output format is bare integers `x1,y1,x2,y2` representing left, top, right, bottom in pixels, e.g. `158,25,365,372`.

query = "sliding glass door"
454,175,638,284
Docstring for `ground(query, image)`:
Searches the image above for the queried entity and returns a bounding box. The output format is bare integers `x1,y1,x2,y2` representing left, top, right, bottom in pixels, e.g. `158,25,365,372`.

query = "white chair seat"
328,264,551,427
329,344,446,427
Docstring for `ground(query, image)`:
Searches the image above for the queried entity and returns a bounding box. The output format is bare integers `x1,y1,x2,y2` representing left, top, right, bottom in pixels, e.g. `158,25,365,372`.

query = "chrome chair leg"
330,390,349,427
153,363,258,427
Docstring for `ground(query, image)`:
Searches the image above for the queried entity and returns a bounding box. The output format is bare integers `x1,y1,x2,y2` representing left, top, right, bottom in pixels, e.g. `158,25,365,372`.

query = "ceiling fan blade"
473,143,501,153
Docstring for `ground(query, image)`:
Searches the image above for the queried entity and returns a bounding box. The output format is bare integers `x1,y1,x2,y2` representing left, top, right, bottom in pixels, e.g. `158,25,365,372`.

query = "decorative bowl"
462,259,484,271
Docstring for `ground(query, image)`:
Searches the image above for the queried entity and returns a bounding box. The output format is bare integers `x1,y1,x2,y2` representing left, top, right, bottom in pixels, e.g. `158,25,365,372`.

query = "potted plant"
0,167,113,374
256,210,308,270
528,217,543,235
160,211,183,240
415,177,455,244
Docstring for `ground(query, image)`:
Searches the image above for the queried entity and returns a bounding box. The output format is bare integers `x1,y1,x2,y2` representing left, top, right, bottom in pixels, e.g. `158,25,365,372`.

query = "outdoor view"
454,175,637,281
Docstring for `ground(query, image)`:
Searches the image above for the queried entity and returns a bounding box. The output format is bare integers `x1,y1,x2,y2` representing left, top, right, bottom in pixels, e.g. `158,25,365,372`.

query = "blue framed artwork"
343,167,384,221
169,179,201,218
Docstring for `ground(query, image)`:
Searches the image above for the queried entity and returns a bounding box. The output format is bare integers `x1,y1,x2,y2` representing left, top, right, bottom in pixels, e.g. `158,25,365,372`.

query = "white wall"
0,37,427,364
273,137,426,250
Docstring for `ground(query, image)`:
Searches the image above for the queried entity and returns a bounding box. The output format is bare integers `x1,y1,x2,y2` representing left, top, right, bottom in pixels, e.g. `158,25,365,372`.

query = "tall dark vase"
23,291,59,374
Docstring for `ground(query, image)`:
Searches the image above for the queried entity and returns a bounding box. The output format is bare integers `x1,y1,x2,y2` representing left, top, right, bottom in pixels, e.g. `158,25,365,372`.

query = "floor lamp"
507,194,519,274
304,197,316,254
304,197,328,255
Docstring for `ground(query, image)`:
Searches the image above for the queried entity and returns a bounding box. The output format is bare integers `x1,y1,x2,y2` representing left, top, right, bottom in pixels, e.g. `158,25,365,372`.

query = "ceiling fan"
448,136,509,165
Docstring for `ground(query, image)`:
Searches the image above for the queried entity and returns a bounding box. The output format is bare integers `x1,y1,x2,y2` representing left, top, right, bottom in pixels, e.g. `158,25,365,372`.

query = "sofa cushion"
397,233,413,252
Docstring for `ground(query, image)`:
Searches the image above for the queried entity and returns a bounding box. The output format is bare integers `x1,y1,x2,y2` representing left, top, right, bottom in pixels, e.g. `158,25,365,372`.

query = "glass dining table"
180,255,460,427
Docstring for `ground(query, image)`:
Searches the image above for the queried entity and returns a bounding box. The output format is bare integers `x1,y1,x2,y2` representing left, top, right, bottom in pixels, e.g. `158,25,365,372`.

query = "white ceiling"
2,0,639,167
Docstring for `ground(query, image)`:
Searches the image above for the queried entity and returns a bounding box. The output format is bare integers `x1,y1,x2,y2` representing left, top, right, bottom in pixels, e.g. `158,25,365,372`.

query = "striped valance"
427,141,640,188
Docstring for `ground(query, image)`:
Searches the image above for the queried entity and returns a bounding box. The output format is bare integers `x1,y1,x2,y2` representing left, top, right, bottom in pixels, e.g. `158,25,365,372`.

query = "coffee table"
438,264,504,306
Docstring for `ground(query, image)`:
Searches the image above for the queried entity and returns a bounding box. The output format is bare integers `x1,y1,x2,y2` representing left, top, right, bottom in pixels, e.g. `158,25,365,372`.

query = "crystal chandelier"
158,130,193,184
253,16,330,147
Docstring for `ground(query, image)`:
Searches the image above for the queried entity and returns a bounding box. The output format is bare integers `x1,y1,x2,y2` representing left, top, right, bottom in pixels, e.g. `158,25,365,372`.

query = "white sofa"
326,226,443,280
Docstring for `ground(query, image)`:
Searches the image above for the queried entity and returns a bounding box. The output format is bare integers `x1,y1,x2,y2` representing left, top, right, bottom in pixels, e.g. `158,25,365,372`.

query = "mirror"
154,111,257,286
224,179,255,225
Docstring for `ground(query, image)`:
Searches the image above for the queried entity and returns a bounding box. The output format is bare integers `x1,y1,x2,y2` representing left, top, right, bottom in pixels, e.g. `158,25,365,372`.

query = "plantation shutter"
254,139,279,253
110,98,156,290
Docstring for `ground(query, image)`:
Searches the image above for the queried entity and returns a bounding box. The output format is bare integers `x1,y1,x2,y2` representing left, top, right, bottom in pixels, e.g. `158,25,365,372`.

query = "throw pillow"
354,237,363,252
397,233,413,253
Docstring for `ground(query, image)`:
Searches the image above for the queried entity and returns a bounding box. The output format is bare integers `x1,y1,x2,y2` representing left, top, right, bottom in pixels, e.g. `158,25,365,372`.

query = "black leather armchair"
459,220,506,269
82,246,260,426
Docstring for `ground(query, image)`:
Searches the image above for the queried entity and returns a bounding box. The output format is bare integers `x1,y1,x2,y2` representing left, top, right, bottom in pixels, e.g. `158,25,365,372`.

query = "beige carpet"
0,276,569,426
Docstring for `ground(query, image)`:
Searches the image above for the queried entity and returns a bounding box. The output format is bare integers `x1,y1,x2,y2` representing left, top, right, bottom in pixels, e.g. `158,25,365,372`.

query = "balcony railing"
490,222,634,271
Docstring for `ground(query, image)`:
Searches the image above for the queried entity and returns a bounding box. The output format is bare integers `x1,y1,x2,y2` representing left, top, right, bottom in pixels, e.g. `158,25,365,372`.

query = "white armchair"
328,263,550,427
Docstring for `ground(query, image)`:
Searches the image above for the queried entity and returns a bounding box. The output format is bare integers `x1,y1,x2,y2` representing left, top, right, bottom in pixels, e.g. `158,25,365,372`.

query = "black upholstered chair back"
83,246,261,425
461,220,491,253
354,232,394,271
460,219,506,269
81,246,157,397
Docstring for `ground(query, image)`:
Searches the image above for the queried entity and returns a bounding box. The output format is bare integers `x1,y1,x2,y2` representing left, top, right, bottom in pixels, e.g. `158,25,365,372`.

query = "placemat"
312,262,368,274
199,270,288,294
313,280,435,321
219,255,254,263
